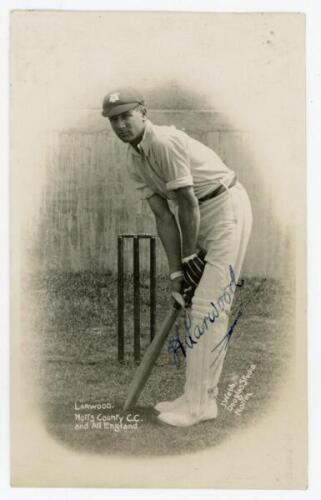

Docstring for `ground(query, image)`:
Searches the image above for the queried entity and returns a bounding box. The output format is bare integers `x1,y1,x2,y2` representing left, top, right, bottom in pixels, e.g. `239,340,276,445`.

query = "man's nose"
114,116,126,129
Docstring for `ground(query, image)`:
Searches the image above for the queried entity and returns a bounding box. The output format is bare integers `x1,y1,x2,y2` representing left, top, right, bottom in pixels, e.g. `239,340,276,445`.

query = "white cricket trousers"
184,181,253,417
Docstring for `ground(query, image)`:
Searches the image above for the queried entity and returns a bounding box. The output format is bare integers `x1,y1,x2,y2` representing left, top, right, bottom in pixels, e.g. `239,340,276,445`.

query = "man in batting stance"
102,88,252,427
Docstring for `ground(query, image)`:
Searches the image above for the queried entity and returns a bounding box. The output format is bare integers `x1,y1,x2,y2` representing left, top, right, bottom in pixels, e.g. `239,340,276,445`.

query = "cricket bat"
123,298,182,411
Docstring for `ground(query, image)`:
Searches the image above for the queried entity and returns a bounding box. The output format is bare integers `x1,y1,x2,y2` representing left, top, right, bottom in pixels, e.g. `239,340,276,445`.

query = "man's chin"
118,135,132,143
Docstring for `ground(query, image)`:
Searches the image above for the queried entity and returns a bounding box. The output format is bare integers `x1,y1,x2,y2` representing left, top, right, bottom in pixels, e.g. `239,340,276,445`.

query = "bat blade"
123,304,181,411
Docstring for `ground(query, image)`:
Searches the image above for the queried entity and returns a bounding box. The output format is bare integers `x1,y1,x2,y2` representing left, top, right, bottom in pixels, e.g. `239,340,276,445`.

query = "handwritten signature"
168,267,266,368
168,265,244,367
209,278,266,368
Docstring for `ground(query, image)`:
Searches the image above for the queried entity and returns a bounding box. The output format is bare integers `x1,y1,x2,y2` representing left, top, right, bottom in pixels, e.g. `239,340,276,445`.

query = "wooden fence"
34,109,293,278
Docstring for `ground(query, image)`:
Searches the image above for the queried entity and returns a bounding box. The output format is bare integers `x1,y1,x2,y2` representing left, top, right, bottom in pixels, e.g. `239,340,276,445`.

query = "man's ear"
140,105,147,120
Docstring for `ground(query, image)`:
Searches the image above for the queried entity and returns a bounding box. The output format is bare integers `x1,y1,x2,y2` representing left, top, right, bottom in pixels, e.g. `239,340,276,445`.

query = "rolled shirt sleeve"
154,134,194,191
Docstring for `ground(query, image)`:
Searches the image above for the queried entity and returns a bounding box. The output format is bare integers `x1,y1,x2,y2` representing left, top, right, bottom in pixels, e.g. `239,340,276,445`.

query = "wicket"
117,233,157,363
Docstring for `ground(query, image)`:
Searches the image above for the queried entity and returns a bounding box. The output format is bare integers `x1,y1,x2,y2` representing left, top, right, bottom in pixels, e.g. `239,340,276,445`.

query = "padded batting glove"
182,248,207,289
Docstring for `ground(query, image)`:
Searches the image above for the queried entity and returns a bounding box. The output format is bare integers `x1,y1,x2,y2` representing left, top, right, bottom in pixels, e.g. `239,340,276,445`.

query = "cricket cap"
102,88,145,118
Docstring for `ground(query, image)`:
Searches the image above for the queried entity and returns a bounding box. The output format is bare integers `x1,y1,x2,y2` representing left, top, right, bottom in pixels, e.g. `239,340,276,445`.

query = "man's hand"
172,283,196,309
170,275,185,294
181,282,196,308
182,248,207,288
170,249,207,308
170,276,198,309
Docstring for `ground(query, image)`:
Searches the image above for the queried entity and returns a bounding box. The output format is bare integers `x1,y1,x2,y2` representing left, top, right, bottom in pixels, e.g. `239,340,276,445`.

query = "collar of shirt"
129,119,154,156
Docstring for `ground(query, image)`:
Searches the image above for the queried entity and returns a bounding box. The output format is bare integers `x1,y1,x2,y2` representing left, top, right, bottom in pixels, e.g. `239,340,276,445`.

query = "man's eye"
109,112,130,124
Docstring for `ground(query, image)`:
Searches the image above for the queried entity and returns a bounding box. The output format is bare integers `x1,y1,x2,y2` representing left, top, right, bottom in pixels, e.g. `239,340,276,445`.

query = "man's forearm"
155,212,182,273
177,199,200,258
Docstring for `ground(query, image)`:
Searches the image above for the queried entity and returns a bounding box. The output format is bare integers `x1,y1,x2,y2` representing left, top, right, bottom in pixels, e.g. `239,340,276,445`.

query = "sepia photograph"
10,9,307,489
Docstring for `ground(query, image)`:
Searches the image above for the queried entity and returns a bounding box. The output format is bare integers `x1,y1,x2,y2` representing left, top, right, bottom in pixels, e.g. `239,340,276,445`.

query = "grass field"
22,271,294,456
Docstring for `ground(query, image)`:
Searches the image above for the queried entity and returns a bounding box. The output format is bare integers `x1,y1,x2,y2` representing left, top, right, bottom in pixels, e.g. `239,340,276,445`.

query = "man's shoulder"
147,121,187,148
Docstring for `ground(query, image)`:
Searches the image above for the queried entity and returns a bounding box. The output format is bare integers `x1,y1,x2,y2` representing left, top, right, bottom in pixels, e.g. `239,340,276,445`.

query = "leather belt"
198,177,237,204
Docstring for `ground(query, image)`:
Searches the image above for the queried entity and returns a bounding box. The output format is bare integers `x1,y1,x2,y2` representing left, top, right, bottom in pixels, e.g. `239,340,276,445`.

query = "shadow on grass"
24,272,294,456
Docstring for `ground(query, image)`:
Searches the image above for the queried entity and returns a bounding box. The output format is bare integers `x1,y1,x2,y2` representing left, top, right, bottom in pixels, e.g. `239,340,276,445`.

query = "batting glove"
182,248,207,288
172,283,195,309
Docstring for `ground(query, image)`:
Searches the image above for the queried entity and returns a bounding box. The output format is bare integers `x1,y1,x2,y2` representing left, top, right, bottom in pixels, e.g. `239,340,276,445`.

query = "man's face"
109,107,146,146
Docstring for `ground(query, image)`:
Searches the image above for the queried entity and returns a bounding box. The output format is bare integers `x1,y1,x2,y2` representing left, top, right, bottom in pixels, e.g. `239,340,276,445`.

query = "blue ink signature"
209,278,267,368
167,326,187,368
167,265,245,367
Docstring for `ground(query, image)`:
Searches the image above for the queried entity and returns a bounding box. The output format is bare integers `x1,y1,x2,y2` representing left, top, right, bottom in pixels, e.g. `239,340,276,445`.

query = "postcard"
10,10,307,489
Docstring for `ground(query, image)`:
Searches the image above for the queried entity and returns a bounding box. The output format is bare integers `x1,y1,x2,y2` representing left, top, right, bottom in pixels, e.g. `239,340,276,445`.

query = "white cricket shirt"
126,119,235,202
